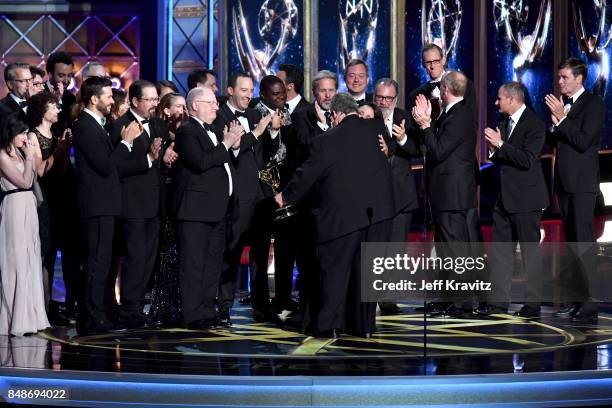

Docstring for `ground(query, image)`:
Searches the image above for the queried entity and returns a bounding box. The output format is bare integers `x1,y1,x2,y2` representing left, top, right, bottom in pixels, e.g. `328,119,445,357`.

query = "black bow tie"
284,103,290,110
140,119,150,125
355,98,366,106
203,122,214,132
428,81,440,94
18,100,28,108
234,110,245,118
562,96,573,106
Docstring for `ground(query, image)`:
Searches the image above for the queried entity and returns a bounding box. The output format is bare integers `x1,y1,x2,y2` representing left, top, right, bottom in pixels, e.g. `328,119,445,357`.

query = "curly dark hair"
26,91,59,128
0,113,29,152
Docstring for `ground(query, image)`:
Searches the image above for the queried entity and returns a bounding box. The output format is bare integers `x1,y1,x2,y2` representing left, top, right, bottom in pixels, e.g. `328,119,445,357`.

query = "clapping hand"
391,119,406,141
378,134,389,157
162,142,178,165
149,137,162,161
120,121,143,144
412,94,432,129
545,94,566,125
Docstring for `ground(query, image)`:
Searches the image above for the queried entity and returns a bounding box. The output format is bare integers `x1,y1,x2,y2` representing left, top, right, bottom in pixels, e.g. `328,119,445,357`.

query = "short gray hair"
186,86,206,113
82,62,106,79
4,62,30,83
440,70,467,97
500,81,526,103
330,93,359,115
312,70,338,93
374,78,399,95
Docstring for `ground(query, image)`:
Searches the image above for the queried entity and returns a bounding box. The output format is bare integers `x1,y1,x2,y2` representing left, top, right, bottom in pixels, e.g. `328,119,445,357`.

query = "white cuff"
147,154,153,168
397,135,407,146
317,121,328,131
121,140,132,152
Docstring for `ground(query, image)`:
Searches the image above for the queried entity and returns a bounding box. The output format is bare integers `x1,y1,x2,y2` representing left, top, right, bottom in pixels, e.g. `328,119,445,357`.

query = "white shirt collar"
226,101,245,115
9,93,26,103
445,97,464,113
83,108,105,127
509,104,527,124
129,108,147,123
190,115,211,130
286,94,302,114
351,92,366,101
569,86,586,103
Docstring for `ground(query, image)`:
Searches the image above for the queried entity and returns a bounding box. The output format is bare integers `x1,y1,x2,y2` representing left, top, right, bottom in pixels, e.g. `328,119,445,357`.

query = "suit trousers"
314,220,390,336
83,216,115,324
558,191,598,311
488,201,543,309
119,217,160,318
177,219,226,325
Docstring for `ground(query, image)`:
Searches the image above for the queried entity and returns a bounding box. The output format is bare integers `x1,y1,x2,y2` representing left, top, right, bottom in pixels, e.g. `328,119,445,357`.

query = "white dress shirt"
191,115,233,196
286,94,302,114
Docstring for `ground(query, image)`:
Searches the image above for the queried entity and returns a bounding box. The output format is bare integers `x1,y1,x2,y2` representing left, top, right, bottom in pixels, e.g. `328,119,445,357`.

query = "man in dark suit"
545,57,606,323
412,71,478,317
172,86,243,329
44,51,77,132
481,82,549,318
275,93,395,338
72,76,142,334
109,80,165,327
277,64,310,115
0,62,32,121
214,72,272,323
373,77,420,315
344,59,372,106
274,70,339,324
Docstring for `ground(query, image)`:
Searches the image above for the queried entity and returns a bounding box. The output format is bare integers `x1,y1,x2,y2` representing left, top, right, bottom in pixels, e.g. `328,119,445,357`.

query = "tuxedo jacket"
172,117,235,222
72,111,123,218
282,115,394,244
213,103,268,201
389,108,419,213
289,103,327,170
109,111,165,219
420,102,477,211
291,96,311,115
491,107,549,213
0,95,27,122
551,91,606,194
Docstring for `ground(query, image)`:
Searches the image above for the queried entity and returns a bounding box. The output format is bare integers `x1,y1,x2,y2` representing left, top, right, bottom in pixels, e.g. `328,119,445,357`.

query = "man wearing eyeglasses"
373,78,420,316
109,80,167,328
44,52,77,132
344,59,372,106
0,62,33,121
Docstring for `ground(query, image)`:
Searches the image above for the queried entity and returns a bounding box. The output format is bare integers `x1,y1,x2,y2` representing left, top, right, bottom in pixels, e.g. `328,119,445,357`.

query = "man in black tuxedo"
545,58,606,323
72,76,142,334
481,82,549,318
44,51,77,132
412,71,478,317
172,86,243,329
0,62,32,121
109,80,165,327
275,70,338,325
277,64,310,115
373,78,420,315
275,93,394,338
214,72,273,323
344,59,372,106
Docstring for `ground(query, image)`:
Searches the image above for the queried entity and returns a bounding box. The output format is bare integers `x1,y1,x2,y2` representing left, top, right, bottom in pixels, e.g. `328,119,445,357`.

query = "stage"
2,303,612,406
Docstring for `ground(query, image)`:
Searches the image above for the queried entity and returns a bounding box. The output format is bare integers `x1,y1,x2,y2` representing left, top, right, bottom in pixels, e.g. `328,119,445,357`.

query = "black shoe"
514,306,541,319
570,310,598,324
187,318,217,330
218,309,232,327
315,328,338,339
379,303,402,316
474,304,508,316
553,304,581,318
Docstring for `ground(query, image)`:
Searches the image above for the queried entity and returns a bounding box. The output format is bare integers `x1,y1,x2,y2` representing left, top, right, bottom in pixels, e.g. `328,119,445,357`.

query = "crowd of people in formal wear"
0,43,605,338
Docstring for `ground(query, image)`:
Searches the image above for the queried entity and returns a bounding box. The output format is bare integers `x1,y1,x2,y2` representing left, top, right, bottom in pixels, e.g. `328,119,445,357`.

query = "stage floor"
0,304,604,377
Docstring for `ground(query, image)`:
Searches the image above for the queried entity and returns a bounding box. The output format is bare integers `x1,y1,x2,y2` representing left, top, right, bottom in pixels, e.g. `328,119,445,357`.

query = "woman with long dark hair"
0,114,50,336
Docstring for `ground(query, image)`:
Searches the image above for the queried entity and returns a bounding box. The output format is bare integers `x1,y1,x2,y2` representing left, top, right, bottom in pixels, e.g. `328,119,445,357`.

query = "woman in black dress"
147,91,185,326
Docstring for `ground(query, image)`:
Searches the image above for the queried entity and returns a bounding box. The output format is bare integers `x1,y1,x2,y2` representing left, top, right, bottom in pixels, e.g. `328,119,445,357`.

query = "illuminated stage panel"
487,0,553,122
404,0,474,100
568,0,612,149
318,0,390,93
227,0,304,93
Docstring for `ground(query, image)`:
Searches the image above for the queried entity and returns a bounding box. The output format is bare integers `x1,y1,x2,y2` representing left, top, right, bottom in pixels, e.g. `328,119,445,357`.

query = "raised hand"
253,114,273,138
484,127,502,149
162,142,178,165
378,134,389,157
545,94,566,123
271,110,283,130
391,119,406,141
149,137,162,161
121,121,143,145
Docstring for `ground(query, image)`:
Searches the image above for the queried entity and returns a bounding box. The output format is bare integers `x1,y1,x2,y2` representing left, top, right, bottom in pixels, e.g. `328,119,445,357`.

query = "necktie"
505,118,514,141
100,117,107,126
18,100,28,108
324,111,332,128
